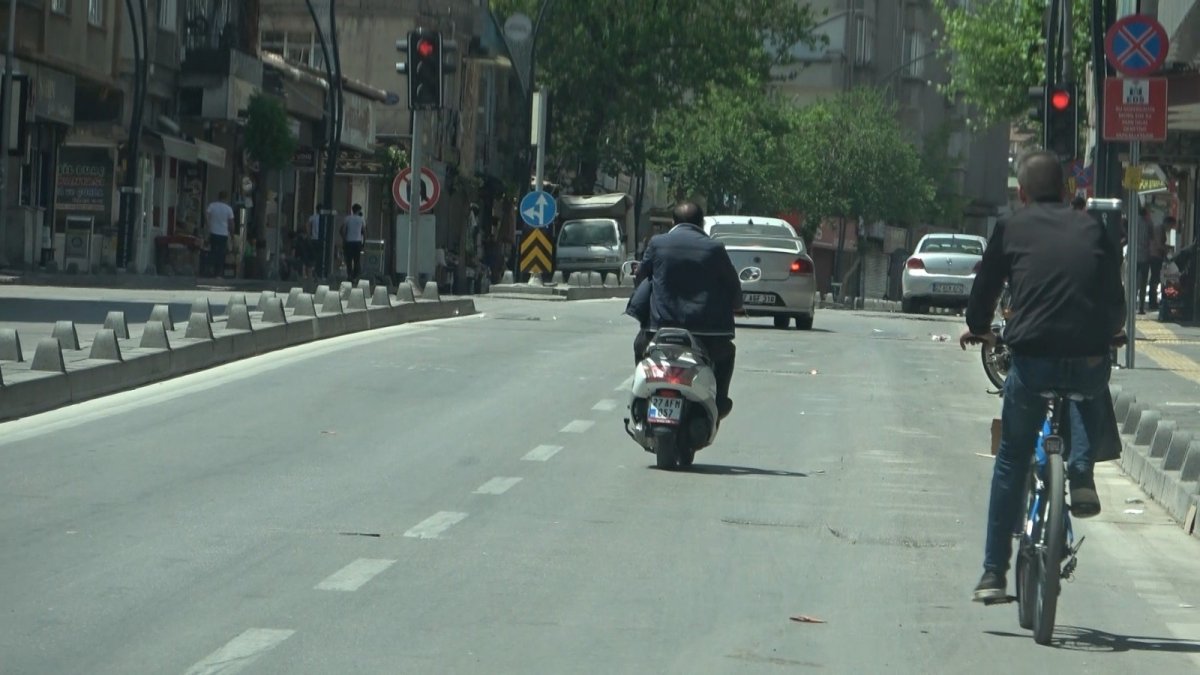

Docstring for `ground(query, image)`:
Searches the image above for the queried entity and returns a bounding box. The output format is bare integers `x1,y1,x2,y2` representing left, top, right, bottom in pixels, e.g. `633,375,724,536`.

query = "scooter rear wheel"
652,427,678,469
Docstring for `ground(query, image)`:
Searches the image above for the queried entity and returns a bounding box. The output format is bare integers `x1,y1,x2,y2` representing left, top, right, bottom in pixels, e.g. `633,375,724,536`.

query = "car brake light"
790,258,813,275
906,258,925,270
645,364,695,386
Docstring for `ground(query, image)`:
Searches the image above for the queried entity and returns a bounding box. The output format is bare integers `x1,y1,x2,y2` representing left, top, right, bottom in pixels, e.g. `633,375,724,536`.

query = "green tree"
786,89,933,239
919,123,970,227
932,0,1091,129
244,94,298,278
492,0,823,193
650,84,792,213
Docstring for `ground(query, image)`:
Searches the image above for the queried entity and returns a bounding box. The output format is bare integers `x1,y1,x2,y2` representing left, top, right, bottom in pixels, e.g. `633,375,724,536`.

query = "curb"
0,286,475,422
487,283,633,301
1110,383,1200,540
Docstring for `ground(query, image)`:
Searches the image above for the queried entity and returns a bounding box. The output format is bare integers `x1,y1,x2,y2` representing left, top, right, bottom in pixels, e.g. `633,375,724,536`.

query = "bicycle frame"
1020,404,1075,552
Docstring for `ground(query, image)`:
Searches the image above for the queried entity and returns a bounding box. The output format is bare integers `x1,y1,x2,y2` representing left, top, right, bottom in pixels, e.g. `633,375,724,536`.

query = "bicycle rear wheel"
1033,456,1065,645
1016,468,1036,630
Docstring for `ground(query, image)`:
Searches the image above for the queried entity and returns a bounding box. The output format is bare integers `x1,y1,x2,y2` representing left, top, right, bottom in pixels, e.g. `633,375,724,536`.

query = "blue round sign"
1105,15,1168,77
520,190,557,228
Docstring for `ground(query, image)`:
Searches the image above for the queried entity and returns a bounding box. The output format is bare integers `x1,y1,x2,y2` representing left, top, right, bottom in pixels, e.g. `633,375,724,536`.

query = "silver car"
716,233,817,330
901,233,987,313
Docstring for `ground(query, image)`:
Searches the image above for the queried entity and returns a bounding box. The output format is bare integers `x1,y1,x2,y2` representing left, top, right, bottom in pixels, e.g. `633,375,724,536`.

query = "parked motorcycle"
623,328,720,469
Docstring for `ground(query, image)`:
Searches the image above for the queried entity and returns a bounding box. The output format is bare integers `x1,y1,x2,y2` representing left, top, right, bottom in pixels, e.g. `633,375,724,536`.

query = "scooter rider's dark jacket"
625,278,651,328
633,223,742,337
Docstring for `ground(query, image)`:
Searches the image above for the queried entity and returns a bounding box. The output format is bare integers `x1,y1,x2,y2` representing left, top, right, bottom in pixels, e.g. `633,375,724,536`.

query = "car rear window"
919,237,984,255
709,222,796,239
713,235,802,253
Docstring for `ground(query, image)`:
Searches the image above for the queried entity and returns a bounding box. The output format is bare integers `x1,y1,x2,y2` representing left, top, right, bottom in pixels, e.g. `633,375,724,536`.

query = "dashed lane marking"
561,420,595,433
403,511,468,539
592,399,618,411
314,558,397,592
183,628,295,675
522,445,562,461
473,477,523,495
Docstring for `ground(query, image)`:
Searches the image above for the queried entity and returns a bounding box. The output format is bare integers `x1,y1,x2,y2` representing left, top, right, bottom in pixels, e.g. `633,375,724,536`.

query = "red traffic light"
416,39,435,58
1050,89,1071,110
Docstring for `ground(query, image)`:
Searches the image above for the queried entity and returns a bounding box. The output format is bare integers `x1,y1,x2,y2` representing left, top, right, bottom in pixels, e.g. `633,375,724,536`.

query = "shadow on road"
985,626,1200,653
681,464,809,477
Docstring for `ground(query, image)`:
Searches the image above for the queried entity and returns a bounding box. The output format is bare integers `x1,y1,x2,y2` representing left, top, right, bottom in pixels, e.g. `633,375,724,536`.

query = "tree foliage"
932,0,1091,129
244,94,297,171
492,0,824,192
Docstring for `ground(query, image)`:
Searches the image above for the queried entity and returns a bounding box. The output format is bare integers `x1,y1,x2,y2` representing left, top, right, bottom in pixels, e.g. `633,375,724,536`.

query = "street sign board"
1105,14,1169,77
392,166,441,213
520,227,553,274
520,190,557,227
1102,77,1168,142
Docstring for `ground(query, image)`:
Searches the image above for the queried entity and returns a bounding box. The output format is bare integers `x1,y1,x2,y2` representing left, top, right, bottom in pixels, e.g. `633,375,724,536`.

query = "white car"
901,233,987,314
703,215,800,240
701,216,814,330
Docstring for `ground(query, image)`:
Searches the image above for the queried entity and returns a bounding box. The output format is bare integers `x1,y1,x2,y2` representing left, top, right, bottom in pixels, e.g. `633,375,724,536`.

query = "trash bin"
364,239,385,278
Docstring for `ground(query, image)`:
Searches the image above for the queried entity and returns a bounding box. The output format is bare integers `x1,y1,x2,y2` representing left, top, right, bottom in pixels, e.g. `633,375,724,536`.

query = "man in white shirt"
340,203,366,282
205,191,235,277
304,207,322,279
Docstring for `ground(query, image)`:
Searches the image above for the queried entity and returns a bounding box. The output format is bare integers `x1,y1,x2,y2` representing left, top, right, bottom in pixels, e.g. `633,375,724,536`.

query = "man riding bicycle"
960,150,1126,603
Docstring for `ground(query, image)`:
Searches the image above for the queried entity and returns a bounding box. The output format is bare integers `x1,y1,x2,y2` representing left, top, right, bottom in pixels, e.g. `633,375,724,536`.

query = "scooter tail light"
645,364,695,386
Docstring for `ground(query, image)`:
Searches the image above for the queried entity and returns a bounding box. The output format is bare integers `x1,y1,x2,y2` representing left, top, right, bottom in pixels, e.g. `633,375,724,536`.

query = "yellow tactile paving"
1135,320,1200,380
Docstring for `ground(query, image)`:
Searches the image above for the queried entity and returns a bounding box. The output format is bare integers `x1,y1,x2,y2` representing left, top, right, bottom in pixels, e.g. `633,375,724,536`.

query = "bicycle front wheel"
1033,457,1065,645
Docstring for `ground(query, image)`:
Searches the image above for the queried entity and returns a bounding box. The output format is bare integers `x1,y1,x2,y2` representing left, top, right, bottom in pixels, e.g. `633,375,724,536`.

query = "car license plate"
932,283,964,294
743,292,776,305
648,395,683,424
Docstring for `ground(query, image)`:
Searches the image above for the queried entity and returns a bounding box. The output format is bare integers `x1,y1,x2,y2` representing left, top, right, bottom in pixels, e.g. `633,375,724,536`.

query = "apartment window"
88,0,104,27
261,30,322,69
52,0,69,15
159,0,177,31
903,31,927,77
854,14,873,66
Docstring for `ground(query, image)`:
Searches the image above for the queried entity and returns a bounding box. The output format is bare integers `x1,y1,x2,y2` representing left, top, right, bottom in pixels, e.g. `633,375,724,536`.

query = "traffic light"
408,30,443,110
1045,84,1077,161
1027,85,1045,125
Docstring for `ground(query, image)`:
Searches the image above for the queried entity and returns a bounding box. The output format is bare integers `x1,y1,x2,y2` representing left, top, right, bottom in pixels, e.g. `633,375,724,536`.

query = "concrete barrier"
32,338,67,373
339,281,353,300
228,303,254,331
397,283,415,303
228,293,247,308
551,271,564,285
214,310,257,360
0,368,71,419
191,298,213,323
1149,421,1177,459
589,272,603,286
1122,401,1147,434
140,321,172,350
256,290,276,310
1133,410,1161,446
103,311,130,339
52,321,81,351
348,288,369,311
357,279,372,296
150,304,175,331
528,274,543,287
501,270,514,285
1181,445,1200,482
314,284,331,306
261,297,288,324
315,293,347,338
568,272,581,286
321,292,344,314
185,312,215,340
294,293,318,317
344,289,370,332
0,328,22,361
605,273,618,287
88,329,123,361
371,286,393,307
422,281,441,302
286,287,303,308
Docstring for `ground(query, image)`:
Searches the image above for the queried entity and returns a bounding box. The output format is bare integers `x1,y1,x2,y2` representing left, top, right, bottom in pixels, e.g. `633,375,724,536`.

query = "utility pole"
406,110,422,288
0,0,18,268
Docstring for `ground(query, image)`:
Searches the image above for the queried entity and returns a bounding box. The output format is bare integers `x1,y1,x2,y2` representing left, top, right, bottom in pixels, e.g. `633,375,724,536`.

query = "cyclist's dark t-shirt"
966,201,1125,357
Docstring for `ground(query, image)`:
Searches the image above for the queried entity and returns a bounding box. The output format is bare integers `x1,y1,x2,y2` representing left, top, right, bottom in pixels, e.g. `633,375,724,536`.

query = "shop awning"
195,139,226,168
147,130,227,169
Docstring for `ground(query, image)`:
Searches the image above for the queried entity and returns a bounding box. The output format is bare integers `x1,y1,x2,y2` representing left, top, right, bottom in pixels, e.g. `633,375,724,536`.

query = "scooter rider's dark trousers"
635,329,736,418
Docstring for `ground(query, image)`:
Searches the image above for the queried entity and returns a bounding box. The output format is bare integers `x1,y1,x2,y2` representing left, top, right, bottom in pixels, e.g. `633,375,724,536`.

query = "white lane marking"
592,399,618,411
314,558,397,592
0,315,480,447
183,628,295,675
522,444,563,461
403,511,468,539
474,477,522,495
561,419,595,433
615,376,633,391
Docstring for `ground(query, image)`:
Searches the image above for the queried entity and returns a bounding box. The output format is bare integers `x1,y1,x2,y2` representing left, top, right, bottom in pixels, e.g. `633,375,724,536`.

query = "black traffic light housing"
1027,85,1046,125
1045,83,1077,161
395,29,459,111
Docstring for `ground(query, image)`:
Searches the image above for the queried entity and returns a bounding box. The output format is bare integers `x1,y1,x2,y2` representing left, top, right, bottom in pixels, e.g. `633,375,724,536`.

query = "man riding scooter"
632,201,744,419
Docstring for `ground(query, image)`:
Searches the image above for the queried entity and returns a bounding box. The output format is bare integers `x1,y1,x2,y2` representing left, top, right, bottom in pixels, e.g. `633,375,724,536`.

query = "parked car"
713,233,817,330
901,233,987,314
703,215,800,239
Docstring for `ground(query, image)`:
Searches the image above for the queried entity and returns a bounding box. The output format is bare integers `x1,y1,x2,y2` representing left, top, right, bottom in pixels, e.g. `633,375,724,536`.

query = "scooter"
623,328,720,469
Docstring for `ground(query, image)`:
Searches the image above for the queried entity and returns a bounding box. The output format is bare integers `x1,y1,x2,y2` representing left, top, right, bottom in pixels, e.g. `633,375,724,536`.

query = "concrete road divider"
228,293,247,308
604,273,618,287
286,287,302,308
191,297,213,323
1,328,22,361
52,320,81,351
256,290,276,311
104,311,130,339
422,281,441,302
150,304,175,331
314,284,331,306
589,272,603,286
357,279,372,296
501,271,514,285
371,287,393,307
0,293,476,422
528,274,543,287
397,283,416,303
339,281,353,300
551,271,564,285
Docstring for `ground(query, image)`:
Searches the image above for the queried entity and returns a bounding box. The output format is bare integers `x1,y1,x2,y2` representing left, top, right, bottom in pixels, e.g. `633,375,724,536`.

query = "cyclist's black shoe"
972,571,1007,603
1070,484,1102,518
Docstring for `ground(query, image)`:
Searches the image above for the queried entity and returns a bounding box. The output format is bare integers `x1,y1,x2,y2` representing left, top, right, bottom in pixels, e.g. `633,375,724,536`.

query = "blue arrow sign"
520,190,557,228
1105,15,1168,77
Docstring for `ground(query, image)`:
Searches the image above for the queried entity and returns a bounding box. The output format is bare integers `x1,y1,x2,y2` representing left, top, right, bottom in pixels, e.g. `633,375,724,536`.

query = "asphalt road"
1,298,1198,674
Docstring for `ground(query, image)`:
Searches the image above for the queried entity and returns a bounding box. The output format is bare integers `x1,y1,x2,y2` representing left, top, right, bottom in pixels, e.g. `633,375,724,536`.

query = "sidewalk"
1,268,316,293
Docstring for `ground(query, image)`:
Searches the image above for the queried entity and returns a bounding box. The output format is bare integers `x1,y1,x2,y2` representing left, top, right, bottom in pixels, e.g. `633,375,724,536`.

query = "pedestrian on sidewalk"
205,191,235,278
1135,207,1166,314
304,207,322,280
341,204,366,283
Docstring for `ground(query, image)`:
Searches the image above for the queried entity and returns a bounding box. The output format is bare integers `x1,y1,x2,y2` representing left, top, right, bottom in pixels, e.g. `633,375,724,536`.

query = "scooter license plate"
648,396,683,425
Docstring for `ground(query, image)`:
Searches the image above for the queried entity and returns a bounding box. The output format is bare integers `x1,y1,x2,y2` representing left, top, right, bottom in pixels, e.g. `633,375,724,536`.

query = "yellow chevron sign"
520,228,554,274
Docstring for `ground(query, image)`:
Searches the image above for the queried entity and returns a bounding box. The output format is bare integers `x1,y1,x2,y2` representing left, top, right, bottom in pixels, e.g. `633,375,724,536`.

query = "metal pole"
1062,0,1073,85
534,88,547,194
1125,140,1140,368
405,110,421,287
0,0,18,267
273,169,283,280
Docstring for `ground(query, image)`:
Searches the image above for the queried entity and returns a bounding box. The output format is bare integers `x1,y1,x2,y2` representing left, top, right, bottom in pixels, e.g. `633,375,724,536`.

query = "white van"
555,218,626,277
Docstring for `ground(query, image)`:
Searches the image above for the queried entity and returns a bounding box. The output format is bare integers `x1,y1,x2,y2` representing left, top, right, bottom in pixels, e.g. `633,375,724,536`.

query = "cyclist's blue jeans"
984,354,1112,574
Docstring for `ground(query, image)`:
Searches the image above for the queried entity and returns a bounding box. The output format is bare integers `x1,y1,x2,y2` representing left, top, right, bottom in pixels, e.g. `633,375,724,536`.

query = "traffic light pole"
405,110,422,288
